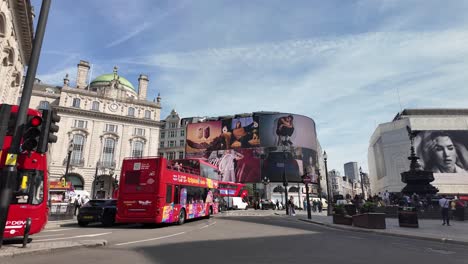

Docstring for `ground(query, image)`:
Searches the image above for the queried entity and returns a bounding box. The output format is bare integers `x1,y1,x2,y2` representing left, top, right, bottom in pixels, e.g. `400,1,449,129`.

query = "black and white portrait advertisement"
414,131,468,174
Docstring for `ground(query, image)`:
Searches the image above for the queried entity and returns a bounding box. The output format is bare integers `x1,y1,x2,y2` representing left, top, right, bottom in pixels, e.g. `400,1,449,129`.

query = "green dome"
90,73,136,92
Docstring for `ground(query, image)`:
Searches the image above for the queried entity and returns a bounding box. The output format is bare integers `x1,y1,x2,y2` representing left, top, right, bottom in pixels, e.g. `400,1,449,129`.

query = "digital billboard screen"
414,130,468,174
184,112,319,184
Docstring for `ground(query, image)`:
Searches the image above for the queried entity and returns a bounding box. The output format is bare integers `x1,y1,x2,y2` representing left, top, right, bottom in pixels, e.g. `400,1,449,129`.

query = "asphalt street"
5,212,468,264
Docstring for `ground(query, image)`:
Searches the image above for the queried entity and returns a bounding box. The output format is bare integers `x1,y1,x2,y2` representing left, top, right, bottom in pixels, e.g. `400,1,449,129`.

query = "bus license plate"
83,216,93,219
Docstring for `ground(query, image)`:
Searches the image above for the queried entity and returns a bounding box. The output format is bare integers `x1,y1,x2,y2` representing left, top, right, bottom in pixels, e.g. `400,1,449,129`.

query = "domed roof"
90,73,136,92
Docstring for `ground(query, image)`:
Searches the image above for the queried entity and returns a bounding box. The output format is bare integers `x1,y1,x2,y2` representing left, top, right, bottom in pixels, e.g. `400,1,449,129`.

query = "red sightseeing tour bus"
218,181,248,198
1,105,49,239
116,157,220,225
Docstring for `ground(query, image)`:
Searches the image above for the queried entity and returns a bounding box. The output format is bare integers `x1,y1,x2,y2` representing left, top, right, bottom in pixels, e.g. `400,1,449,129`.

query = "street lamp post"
302,170,312,220
323,151,332,216
63,140,73,182
282,147,289,215
262,176,270,200
359,167,366,200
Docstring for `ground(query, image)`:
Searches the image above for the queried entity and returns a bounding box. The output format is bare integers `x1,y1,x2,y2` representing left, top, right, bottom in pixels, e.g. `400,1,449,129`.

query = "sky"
31,0,468,173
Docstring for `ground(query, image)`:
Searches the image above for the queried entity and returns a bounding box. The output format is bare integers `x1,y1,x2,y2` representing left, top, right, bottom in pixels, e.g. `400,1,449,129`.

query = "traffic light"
21,115,42,152
37,109,61,153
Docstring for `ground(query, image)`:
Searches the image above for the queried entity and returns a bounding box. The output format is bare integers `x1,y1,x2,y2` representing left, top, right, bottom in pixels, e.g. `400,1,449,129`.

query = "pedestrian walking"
276,199,280,210
439,195,451,226
74,194,82,216
288,196,296,216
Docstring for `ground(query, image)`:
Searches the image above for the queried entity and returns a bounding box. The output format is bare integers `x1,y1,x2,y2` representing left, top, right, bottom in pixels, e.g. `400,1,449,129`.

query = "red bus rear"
1,105,49,239
116,157,220,225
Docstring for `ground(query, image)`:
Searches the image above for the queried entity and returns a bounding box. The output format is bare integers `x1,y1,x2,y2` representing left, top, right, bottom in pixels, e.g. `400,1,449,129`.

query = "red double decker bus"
1,105,51,239
116,157,220,225
218,181,248,198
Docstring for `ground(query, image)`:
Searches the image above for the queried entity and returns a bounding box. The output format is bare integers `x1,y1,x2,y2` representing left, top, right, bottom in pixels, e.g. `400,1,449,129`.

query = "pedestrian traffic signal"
21,116,42,151
37,109,60,153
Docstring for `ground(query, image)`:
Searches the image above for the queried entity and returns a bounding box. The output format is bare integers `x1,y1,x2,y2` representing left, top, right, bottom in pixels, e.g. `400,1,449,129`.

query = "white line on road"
115,232,186,246
33,232,112,242
31,234,66,238
42,228,76,232
199,221,216,229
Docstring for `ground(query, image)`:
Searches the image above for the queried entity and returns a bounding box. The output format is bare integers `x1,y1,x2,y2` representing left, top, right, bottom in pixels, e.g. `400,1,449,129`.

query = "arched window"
132,141,144,158
0,13,6,38
289,186,299,193
38,101,49,110
102,138,116,167
92,101,100,111
72,98,81,108
71,134,85,165
144,110,151,119
273,186,284,193
2,48,13,66
128,107,135,116
65,174,84,190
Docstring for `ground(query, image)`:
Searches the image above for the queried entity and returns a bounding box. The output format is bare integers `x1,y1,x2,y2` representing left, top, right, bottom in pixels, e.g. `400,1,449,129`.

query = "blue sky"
32,0,468,172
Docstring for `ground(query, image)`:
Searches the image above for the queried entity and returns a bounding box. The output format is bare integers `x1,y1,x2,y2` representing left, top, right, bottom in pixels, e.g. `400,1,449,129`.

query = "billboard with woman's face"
414,131,468,174
184,113,318,183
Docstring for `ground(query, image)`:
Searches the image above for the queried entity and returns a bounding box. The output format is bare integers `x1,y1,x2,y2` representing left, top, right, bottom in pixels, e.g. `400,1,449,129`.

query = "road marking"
346,236,364,240
115,232,186,246
199,221,216,229
42,228,76,232
426,248,456,255
31,234,65,238
33,232,112,242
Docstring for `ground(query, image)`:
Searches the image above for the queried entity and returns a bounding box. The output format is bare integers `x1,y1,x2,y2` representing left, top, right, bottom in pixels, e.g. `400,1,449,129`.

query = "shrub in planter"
333,204,353,225
360,202,377,214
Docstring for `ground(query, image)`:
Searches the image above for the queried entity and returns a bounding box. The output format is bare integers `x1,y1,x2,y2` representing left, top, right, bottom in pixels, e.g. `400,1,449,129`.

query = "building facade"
158,109,186,160
330,170,363,199
0,0,34,104
26,61,163,198
368,109,468,195
344,162,359,181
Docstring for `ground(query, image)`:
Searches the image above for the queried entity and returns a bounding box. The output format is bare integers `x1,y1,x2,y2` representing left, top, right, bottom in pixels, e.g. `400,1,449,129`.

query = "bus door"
161,184,175,223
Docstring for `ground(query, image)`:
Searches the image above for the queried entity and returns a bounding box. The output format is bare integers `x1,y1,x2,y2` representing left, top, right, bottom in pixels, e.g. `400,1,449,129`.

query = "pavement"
274,210,468,245
0,216,107,258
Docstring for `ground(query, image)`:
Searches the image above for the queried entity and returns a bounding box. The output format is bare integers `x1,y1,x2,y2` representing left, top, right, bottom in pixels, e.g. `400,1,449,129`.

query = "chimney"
138,74,149,100
76,60,90,89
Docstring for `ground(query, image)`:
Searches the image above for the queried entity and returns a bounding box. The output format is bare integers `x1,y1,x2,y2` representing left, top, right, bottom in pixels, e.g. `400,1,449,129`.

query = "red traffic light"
30,116,42,127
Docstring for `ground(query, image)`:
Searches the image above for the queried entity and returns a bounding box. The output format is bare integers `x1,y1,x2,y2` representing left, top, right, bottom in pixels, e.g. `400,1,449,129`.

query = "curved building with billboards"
184,112,319,184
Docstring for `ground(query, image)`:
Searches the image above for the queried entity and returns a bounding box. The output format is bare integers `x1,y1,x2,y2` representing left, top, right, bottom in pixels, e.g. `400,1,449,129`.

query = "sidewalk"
276,210,468,246
1,217,104,258
0,240,107,257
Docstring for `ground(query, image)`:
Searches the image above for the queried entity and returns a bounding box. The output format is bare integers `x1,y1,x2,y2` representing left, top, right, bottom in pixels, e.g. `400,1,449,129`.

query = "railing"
62,158,85,167
97,160,116,169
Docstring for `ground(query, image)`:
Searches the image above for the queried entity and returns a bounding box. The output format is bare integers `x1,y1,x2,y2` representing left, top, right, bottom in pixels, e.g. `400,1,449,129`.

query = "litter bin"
398,206,418,228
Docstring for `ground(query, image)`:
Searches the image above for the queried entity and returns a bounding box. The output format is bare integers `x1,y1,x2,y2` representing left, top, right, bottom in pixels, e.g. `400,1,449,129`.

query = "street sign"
302,175,312,184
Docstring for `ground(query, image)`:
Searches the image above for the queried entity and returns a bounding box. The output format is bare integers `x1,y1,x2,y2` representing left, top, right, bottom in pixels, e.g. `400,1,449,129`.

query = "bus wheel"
78,221,89,227
178,209,186,225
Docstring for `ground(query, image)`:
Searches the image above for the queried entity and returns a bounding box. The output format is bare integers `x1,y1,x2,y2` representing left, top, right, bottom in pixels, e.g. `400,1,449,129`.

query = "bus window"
165,185,173,204
174,186,180,204
12,170,44,205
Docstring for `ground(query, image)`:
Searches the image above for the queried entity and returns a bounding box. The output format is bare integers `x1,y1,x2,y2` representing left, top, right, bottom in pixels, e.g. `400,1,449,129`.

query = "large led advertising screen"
185,113,318,183
414,131,468,174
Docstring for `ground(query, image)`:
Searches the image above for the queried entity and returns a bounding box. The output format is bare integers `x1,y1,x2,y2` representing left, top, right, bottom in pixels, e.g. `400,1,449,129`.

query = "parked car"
77,199,117,227
260,199,276,210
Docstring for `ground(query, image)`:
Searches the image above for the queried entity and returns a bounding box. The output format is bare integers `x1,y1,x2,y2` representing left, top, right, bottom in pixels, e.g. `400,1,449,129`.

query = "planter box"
333,214,353,225
352,213,386,229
